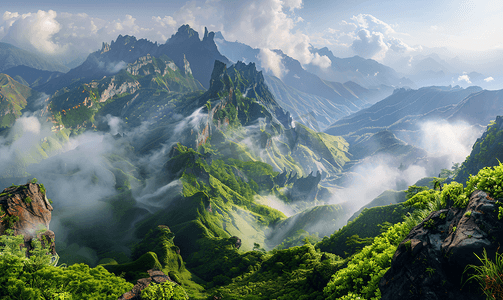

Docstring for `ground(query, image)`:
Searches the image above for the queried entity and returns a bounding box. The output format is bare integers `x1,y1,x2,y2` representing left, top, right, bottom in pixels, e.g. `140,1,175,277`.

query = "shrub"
141,281,188,300
0,230,133,299
465,162,503,200
463,249,503,300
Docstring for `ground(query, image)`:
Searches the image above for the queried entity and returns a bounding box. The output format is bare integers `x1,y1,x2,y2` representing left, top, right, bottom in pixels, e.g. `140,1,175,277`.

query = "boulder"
379,190,503,300
118,269,175,300
0,182,56,255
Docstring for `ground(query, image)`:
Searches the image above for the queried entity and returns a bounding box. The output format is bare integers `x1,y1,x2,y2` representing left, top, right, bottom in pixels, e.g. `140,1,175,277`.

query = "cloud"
104,114,123,135
218,0,330,66
257,48,287,78
351,29,388,59
311,52,332,68
255,194,295,217
328,154,428,216
1,10,64,55
319,13,418,62
150,0,330,67
417,120,482,164
351,14,395,35
484,76,494,82
105,61,126,73
1,3,331,69
458,74,471,83
0,10,163,64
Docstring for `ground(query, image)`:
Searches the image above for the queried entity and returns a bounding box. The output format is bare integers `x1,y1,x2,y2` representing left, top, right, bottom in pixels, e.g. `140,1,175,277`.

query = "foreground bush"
0,231,133,299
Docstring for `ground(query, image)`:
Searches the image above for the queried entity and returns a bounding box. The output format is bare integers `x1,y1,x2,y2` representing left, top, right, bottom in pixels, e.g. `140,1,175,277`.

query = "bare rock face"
0,182,56,255
379,190,503,300
118,269,175,300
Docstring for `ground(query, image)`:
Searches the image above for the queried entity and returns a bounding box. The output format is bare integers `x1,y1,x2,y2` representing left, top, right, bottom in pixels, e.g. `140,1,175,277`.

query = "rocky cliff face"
0,182,56,255
379,190,503,300
37,25,228,93
118,269,177,300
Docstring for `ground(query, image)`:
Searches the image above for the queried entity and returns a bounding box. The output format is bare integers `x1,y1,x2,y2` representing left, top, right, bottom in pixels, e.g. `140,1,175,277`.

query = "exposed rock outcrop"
379,190,503,300
287,171,322,202
118,269,175,300
0,182,56,255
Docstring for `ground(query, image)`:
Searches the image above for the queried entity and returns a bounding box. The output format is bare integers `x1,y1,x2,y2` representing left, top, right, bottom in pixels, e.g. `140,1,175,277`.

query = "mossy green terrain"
0,74,35,128
455,116,503,184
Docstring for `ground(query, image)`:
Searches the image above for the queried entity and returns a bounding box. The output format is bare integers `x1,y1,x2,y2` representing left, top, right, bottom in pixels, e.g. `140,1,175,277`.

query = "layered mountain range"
0,24,503,300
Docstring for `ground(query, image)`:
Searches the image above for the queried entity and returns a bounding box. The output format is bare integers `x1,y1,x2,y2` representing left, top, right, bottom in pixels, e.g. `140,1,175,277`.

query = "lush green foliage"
209,243,344,300
0,231,133,299
441,181,467,207
403,189,440,209
141,281,189,300
316,203,412,257
186,237,266,286
465,162,503,200
323,220,413,299
405,184,430,200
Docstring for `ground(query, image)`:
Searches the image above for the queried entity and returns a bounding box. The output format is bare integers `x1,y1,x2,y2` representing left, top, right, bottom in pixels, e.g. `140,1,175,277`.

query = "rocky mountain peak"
112,34,138,46
203,26,215,42
101,42,111,54
208,60,230,94
166,24,200,45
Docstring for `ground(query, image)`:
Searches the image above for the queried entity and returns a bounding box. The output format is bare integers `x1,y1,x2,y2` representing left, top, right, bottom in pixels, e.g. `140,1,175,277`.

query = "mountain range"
0,24,502,300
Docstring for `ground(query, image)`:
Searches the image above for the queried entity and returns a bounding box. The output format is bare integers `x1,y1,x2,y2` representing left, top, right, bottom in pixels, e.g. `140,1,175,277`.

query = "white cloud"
351,29,388,60
0,3,332,68
0,10,166,63
2,10,64,54
351,14,395,35
458,74,471,83
418,120,482,164
214,0,330,67
320,13,419,62
484,76,494,82
257,48,287,79
311,52,332,68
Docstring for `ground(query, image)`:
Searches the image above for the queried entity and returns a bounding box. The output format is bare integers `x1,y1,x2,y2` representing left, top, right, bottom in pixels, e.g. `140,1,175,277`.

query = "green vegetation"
0,230,133,299
463,249,503,300
465,162,503,200
323,195,445,299
209,243,344,300
142,280,188,300
0,74,34,128
317,203,412,257
456,118,503,184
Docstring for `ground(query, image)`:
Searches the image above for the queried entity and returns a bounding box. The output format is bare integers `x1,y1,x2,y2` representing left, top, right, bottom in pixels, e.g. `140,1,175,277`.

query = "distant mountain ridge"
306,46,415,89
325,85,484,141
214,32,392,131
0,42,69,73
36,25,230,94
3,65,64,88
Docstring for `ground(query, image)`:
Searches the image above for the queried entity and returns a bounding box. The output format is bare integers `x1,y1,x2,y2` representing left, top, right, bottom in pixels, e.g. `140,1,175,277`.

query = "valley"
0,23,502,300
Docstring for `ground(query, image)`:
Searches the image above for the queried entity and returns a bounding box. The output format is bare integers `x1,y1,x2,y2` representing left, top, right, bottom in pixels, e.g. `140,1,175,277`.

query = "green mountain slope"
455,116,503,184
47,54,203,130
0,74,35,128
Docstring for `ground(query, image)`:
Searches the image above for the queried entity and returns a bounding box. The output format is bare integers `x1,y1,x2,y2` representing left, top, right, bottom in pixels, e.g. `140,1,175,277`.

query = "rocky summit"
379,190,503,300
0,182,56,255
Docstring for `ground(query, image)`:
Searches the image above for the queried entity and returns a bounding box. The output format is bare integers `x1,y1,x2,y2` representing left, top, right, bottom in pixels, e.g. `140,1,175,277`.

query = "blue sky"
1,0,502,70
